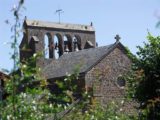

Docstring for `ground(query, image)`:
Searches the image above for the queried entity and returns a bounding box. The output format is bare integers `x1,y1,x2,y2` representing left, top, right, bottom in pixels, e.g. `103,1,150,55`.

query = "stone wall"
85,46,132,104
20,24,95,68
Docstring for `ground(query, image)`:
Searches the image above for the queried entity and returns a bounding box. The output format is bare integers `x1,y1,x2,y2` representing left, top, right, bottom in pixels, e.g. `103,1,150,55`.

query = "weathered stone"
20,19,135,113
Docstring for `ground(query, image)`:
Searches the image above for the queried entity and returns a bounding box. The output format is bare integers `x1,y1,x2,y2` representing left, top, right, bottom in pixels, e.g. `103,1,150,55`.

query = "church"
20,19,132,106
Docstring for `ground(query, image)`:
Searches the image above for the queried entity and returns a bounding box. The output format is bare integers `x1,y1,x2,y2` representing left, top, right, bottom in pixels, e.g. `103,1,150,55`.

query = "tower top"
24,19,95,32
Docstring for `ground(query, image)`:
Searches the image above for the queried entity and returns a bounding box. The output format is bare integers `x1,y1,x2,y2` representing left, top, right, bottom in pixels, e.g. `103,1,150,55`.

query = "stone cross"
115,34,121,42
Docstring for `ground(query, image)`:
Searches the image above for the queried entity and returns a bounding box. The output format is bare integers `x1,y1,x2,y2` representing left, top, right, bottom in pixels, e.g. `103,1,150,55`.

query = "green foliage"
125,46,137,63
126,33,160,119
0,53,85,120
1,0,144,119
1,54,51,119
65,100,137,120
136,33,160,101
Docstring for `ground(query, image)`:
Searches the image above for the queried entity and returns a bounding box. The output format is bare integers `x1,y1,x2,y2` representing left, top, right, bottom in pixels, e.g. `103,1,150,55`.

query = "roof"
43,43,120,79
25,20,95,32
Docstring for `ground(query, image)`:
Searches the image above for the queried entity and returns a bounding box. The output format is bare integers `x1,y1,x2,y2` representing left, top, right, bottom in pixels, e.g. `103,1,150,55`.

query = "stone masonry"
20,19,134,111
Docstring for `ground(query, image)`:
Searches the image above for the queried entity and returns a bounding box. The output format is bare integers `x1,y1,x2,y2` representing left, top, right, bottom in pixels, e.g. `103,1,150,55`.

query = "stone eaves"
43,43,116,79
25,20,95,32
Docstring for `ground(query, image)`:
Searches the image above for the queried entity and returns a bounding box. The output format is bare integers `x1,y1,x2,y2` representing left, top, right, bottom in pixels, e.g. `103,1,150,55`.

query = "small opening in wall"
54,35,59,59
44,33,52,59
54,33,63,59
64,35,72,53
117,76,126,88
73,35,81,51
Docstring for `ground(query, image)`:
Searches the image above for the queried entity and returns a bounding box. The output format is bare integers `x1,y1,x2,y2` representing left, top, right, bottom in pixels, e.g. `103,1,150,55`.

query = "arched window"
44,33,53,59
54,35,59,59
73,35,81,51
44,34,49,59
64,35,72,53
54,34,63,59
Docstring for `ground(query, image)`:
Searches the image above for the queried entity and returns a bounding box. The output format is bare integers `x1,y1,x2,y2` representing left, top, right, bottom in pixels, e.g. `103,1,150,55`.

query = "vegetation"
126,33,160,119
1,0,160,119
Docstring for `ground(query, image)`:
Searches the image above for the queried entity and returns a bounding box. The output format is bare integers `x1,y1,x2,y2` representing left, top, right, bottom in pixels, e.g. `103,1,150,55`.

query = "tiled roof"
43,43,116,79
25,20,95,32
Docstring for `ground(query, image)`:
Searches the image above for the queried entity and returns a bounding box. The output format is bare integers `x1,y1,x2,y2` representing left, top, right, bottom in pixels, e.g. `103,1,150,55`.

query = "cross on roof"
115,34,121,42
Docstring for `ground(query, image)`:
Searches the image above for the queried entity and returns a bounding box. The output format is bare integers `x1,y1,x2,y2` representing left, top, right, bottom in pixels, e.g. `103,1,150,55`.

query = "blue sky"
0,0,160,71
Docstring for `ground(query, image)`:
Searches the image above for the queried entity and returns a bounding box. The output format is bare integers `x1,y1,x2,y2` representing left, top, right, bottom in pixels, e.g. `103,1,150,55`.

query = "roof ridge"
84,43,118,72
26,19,93,27
43,44,115,79
60,44,113,58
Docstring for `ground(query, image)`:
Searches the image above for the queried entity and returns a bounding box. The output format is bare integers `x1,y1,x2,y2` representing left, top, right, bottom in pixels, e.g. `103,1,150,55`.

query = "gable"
84,42,131,72
43,41,131,80
85,46,132,98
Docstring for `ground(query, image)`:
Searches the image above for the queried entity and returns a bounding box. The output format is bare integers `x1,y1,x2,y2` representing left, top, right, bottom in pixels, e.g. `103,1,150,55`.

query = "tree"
127,33,160,119
1,0,139,119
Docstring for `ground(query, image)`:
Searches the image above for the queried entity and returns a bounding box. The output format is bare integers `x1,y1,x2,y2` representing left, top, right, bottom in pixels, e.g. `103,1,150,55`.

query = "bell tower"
20,19,96,67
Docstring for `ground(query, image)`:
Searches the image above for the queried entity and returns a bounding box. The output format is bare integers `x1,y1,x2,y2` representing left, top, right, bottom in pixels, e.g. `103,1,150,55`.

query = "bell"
75,43,79,52
64,44,69,53
49,41,54,50
54,42,58,50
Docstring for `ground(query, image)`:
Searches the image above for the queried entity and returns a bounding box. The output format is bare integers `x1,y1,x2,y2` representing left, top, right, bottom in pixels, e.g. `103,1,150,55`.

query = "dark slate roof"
25,20,95,32
43,43,118,79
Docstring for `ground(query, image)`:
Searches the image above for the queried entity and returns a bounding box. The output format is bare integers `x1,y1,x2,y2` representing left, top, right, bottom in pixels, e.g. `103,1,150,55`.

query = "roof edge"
24,19,95,32
84,42,130,73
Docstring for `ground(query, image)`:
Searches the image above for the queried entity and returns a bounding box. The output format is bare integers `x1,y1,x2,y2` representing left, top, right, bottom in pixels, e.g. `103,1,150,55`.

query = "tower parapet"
20,19,96,67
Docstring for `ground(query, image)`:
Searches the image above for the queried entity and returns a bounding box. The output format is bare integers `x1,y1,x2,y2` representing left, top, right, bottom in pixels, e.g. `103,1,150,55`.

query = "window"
117,76,126,88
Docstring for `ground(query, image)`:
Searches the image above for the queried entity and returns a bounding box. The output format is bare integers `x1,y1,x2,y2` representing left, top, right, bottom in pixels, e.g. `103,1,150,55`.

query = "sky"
0,0,160,71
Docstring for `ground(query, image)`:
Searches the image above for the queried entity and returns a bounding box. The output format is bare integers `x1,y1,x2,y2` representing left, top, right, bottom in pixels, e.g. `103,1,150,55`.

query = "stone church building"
20,19,132,105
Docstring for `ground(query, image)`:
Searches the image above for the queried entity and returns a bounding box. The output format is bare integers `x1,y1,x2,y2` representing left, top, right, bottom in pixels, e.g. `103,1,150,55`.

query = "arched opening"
54,34,63,59
54,35,59,59
63,35,72,53
73,35,81,51
44,33,53,59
